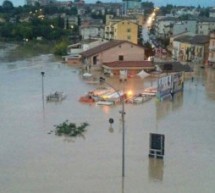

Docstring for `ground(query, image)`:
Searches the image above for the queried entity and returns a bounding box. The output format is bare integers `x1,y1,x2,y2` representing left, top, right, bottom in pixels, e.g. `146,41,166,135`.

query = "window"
127,35,131,40
127,28,131,33
119,55,124,61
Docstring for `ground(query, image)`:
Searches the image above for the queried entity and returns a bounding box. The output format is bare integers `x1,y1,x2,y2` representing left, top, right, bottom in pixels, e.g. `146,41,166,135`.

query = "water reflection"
156,92,183,121
109,126,114,133
205,69,215,100
148,158,164,182
121,177,125,193
1,44,215,193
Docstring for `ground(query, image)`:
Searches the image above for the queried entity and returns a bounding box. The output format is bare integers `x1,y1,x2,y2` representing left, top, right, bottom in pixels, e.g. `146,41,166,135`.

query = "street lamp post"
41,71,45,109
121,94,125,177
100,77,126,177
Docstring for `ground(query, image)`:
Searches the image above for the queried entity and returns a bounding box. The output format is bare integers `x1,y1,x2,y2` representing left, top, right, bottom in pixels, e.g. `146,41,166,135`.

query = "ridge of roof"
80,40,141,57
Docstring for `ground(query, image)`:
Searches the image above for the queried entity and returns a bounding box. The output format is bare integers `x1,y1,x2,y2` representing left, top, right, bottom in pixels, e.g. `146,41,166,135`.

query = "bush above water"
54,120,89,137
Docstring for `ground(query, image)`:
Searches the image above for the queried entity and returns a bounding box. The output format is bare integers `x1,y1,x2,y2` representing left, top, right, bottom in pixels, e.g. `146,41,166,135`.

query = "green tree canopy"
2,0,14,10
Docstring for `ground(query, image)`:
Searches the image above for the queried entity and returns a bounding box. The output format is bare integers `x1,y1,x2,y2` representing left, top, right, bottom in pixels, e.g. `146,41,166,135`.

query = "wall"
114,20,138,44
98,42,145,63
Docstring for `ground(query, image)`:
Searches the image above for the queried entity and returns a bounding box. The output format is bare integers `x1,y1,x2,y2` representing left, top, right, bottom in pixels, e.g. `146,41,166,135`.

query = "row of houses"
60,6,215,46
154,16,215,38
79,10,215,46
66,29,215,75
66,39,154,75
66,15,215,72
65,38,194,78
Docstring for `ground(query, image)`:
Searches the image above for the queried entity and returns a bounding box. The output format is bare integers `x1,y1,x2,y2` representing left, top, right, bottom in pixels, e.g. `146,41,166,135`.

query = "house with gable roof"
79,40,154,75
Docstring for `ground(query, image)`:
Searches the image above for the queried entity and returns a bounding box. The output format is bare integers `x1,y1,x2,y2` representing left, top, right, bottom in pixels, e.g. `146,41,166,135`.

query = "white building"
197,17,215,35
80,26,104,40
155,16,176,38
172,20,197,36
209,8,215,18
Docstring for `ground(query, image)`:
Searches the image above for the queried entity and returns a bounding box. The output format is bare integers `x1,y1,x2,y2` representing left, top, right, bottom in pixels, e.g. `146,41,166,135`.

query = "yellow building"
113,20,138,44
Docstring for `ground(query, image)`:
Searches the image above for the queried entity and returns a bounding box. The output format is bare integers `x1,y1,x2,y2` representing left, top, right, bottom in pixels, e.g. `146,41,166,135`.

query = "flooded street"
1,44,215,193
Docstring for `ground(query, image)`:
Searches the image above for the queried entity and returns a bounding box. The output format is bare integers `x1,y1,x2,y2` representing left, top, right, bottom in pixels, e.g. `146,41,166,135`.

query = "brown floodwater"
1,44,215,193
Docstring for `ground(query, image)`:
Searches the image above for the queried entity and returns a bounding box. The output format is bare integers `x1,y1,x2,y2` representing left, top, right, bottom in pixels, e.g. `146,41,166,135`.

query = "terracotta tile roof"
103,61,154,69
79,40,127,57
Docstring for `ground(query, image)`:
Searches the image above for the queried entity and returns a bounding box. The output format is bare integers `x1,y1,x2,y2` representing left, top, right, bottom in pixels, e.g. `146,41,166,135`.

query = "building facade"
154,16,176,38
197,17,215,35
113,20,138,44
172,20,197,36
122,0,142,15
172,35,209,64
80,40,145,69
105,16,139,44
208,30,215,67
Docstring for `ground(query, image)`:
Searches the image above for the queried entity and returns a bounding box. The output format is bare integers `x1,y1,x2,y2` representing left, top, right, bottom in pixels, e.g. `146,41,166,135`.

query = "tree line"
0,0,79,41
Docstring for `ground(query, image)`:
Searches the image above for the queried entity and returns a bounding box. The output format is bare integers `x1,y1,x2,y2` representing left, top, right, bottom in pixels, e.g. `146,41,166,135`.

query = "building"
64,16,78,30
105,15,122,40
154,16,176,38
208,30,215,67
209,8,215,18
79,40,151,74
172,20,197,36
172,7,200,17
105,16,139,44
80,26,104,40
65,39,107,64
113,20,139,44
172,34,209,64
80,18,104,39
122,0,142,15
197,17,215,35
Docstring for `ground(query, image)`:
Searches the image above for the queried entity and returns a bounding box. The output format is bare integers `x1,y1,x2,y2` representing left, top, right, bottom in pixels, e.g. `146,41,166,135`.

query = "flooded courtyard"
1,44,215,193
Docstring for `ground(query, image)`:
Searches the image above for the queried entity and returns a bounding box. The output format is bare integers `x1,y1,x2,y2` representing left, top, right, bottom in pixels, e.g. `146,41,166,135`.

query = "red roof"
103,61,154,69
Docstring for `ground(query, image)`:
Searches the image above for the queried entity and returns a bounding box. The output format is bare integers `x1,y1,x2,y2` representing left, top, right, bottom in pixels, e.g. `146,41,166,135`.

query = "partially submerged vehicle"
46,91,66,102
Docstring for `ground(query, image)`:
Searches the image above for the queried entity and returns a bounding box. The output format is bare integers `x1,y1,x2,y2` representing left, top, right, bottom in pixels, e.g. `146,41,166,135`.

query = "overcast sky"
0,0,214,7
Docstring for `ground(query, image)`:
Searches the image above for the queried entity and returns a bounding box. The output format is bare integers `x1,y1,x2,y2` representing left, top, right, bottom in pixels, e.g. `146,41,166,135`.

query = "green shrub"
54,120,89,137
